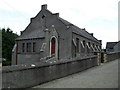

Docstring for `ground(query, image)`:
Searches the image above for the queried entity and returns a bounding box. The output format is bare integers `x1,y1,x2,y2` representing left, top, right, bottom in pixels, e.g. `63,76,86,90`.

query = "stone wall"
2,56,97,88
106,52,120,62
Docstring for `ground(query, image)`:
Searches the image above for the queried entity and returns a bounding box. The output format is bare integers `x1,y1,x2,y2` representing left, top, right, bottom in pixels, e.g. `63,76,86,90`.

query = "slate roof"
114,41,120,46
58,17,72,26
16,29,45,40
16,8,100,43
58,17,100,43
72,26,99,43
106,42,118,49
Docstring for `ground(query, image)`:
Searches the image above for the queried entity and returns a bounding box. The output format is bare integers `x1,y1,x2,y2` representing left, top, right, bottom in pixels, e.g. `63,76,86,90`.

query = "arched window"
50,36,58,58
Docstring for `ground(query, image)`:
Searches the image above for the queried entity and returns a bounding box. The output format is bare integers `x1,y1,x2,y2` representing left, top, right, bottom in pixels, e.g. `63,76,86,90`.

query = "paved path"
33,59,118,88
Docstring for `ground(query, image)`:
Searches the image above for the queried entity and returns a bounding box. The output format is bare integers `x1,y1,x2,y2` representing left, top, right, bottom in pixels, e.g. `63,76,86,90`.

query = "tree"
1,28,19,66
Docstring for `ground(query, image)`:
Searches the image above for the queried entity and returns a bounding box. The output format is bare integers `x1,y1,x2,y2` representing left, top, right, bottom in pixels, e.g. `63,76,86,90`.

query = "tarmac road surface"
33,59,119,88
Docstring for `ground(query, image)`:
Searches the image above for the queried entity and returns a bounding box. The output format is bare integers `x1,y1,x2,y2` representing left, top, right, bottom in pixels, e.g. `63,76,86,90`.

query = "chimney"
30,18,34,22
90,33,93,36
53,13,59,17
41,4,47,10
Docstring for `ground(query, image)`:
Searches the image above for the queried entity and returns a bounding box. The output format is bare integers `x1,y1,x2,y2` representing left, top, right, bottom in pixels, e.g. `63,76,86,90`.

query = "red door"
51,38,55,55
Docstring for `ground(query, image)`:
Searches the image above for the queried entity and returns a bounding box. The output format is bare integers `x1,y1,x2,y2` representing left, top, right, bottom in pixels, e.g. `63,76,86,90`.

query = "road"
33,59,118,88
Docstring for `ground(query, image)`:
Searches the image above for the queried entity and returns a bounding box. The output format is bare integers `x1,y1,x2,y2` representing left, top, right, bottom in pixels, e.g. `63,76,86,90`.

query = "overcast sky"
0,0,119,48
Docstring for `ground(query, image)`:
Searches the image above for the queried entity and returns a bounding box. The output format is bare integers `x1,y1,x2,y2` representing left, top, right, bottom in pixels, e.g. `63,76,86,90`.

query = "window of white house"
22,43,25,52
26,43,31,52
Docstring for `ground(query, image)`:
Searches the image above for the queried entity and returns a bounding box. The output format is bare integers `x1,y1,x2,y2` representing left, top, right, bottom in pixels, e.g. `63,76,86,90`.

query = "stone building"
106,41,120,52
12,4,102,65
114,41,120,52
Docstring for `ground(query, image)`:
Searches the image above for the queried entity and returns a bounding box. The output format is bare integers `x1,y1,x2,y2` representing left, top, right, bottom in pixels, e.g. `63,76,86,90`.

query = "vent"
42,15,45,19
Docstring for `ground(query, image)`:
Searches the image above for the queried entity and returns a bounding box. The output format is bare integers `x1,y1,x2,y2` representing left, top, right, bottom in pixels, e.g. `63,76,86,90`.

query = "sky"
0,0,119,48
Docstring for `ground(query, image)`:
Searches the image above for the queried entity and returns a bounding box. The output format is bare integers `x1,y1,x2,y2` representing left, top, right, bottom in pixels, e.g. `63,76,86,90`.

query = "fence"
2,56,97,88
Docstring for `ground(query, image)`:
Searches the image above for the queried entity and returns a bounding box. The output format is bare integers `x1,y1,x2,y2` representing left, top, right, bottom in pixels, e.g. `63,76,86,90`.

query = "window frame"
33,42,36,52
22,43,25,52
76,38,80,53
26,42,31,52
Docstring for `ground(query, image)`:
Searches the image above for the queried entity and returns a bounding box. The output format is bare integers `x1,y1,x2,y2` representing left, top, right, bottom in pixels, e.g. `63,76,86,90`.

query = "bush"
1,28,19,66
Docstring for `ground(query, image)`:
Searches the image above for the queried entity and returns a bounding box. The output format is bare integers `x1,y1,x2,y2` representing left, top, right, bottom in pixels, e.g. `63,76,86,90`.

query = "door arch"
50,36,58,58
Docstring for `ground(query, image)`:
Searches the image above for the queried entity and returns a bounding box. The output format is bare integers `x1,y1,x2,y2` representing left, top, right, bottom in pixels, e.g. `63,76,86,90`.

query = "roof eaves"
16,37,45,41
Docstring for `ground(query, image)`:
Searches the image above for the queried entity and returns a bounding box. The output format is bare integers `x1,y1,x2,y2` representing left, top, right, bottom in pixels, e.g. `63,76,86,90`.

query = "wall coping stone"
2,55,97,73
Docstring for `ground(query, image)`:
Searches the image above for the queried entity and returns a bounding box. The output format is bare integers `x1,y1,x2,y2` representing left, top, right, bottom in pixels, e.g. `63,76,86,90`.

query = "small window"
98,46,101,51
95,45,98,51
73,39,77,47
83,40,86,48
86,42,91,53
76,38,79,53
22,43,25,52
110,47,113,49
42,15,45,19
91,44,95,51
86,42,90,49
26,43,31,52
94,45,97,51
81,40,86,53
33,42,36,52
88,42,91,48
93,44,95,49
81,41,85,48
